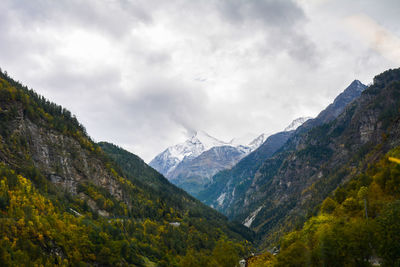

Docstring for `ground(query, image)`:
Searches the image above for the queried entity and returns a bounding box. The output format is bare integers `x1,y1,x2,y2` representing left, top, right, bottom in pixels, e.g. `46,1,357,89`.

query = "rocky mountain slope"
299,80,366,132
249,145,400,266
223,70,400,248
0,70,251,266
150,130,267,195
197,116,315,212
198,131,294,210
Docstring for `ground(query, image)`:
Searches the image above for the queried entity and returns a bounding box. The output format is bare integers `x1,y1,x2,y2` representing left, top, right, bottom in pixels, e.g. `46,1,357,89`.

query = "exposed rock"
0,102,124,213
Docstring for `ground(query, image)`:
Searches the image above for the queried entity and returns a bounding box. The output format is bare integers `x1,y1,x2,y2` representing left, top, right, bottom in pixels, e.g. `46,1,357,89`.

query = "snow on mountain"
149,131,229,176
284,117,313,132
243,206,263,228
230,133,258,147
149,130,269,179
247,133,268,151
194,130,229,151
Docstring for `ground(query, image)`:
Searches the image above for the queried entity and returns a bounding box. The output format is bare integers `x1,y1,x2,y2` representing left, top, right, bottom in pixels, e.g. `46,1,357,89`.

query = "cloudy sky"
1,0,399,161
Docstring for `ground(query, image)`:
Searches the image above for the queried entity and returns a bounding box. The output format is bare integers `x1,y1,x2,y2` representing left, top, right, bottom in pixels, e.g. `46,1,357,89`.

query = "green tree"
376,201,400,267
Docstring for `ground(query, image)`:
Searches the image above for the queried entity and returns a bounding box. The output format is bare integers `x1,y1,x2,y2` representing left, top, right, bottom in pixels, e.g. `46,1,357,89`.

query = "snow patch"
217,192,226,206
284,117,313,132
243,206,263,228
247,133,269,151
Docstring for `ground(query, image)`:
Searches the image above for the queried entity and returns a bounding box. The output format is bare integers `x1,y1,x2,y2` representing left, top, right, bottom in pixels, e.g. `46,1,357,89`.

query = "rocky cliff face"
0,100,123,215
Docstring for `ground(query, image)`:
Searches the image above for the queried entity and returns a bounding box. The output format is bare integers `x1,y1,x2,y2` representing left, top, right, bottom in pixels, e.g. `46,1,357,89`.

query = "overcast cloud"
1,0,399,161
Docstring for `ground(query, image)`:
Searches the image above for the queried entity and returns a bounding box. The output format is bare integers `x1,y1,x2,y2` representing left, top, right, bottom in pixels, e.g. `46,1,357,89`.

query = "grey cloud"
215,0,318,65
121,79,209,134
78,79,210,160
145,52,171,66
217,0,305,27
0,0,399,162
8,0,153,38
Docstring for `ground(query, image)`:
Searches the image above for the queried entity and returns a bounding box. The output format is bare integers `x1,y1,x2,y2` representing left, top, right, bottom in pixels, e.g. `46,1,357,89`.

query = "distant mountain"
284,117,312,132
149,130,230,176
168,145,246,195
149,131,268,195
247,133,269,151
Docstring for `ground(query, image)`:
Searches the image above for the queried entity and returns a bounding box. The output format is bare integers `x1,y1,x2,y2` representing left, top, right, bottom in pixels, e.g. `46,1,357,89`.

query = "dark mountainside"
98,141,181,193
300,80,366,131
227,69,400,248
198,80,367,218
198,131,293,209
0,70,252,266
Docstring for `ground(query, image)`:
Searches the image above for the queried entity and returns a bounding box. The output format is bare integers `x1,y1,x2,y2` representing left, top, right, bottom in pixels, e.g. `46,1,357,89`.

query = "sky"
1,0,399,162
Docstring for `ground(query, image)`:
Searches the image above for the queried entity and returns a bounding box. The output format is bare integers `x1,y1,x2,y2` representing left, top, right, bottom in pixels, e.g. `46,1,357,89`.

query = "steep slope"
247,133,269,152
229,70,400,247
299,80,366,131
0,71,252,266
198,131,293,210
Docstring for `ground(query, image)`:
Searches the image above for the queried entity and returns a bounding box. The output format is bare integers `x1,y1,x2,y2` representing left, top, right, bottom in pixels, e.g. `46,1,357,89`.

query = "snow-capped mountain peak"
149,130,269,179
230,133,258,146
247,133,268,151
284,117,313,132
191,130,229,151
149,131,229,176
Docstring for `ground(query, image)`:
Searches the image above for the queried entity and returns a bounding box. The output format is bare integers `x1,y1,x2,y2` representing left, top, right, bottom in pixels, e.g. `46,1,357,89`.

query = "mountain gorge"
0,70,251,266
198,78,369,245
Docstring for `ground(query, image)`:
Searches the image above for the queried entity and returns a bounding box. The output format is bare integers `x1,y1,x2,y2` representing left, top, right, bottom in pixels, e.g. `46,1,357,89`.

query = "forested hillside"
0,70,251,266
248,146,400,266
